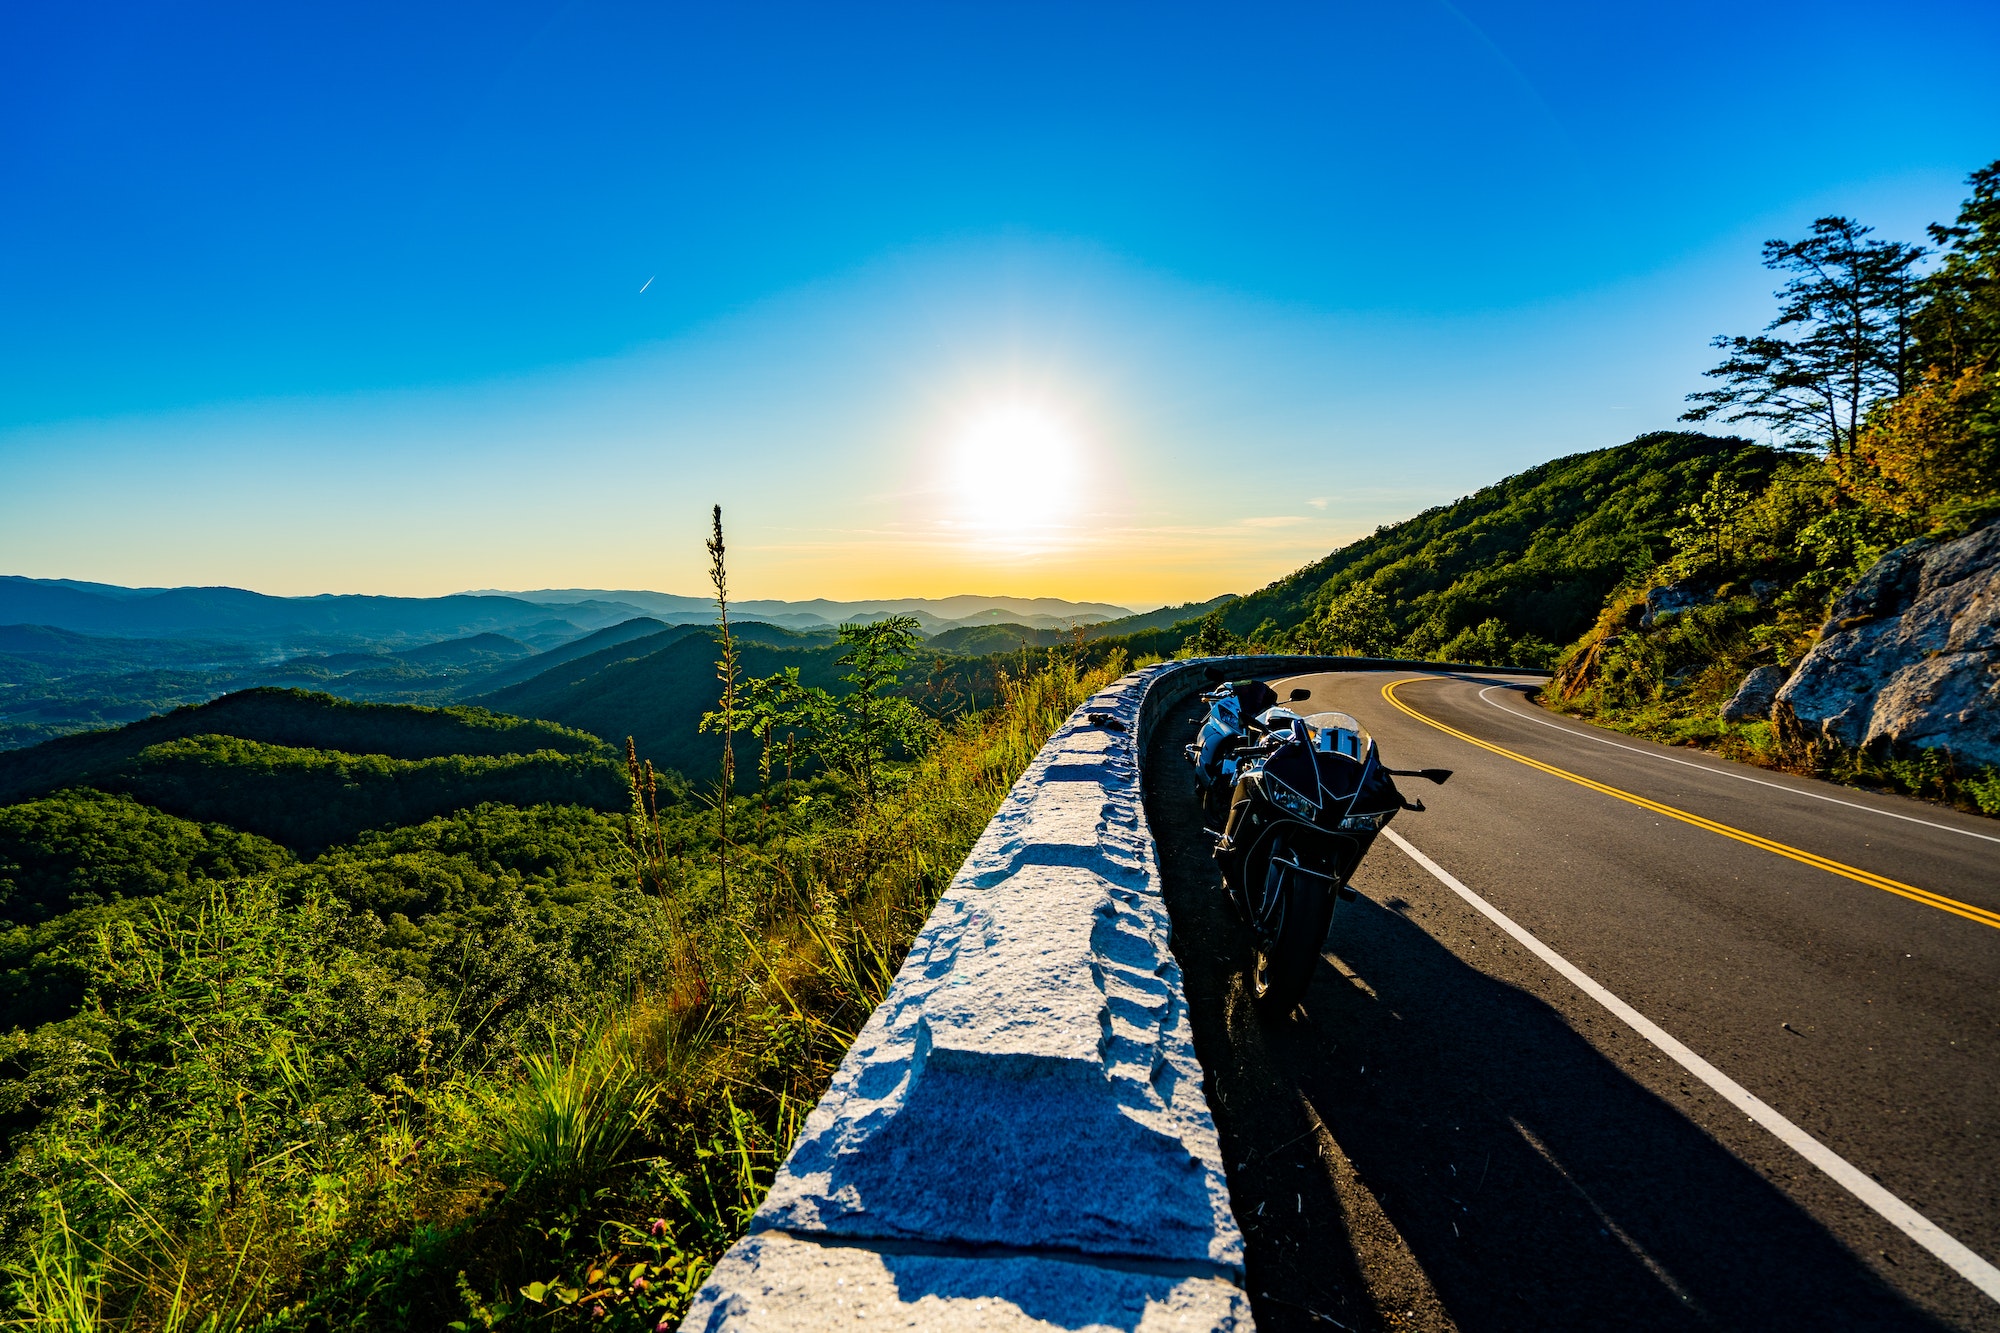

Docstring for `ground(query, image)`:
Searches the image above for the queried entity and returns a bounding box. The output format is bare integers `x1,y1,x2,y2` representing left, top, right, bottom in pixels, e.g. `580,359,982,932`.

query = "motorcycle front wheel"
1250,856,1335,1017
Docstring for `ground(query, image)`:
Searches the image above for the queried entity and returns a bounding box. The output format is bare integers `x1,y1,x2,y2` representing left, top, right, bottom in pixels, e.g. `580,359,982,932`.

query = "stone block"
682,1232,1252,1332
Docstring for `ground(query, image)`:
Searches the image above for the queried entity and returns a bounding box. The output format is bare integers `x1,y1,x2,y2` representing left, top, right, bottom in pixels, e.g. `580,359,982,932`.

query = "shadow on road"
1143,706,1945,1333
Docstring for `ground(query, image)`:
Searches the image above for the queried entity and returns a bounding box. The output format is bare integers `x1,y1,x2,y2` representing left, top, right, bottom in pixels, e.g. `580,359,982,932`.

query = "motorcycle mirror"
1388,767,1454,785
1288,687,1311,701
1204,667,1226,683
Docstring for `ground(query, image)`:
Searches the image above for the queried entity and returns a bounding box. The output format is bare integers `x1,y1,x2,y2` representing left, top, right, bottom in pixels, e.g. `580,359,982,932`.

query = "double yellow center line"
1381,677,2000,931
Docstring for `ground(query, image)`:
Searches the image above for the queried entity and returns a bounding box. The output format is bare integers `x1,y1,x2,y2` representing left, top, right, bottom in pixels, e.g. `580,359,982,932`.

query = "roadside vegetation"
1539,162,2000,813
0,512,1134,1329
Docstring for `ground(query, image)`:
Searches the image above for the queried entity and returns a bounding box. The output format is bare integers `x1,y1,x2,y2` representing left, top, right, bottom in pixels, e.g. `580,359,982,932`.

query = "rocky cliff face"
1773,518,2000,769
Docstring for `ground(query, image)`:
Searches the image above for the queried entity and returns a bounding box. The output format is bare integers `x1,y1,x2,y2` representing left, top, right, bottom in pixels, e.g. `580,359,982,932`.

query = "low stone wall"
680,655,1546,1332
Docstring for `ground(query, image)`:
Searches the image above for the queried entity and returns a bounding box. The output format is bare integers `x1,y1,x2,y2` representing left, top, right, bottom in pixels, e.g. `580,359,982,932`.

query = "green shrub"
483,1025,659,1201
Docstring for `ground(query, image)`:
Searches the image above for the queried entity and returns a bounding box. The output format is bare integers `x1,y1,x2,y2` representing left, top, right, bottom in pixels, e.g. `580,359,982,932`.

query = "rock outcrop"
1639,581,1709,629
1721,664,1790,724
1773,518,2000,769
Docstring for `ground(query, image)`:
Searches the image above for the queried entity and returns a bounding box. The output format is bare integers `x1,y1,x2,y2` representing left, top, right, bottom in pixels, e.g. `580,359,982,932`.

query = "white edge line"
1381,825,2000,1304
1474,684,2000,847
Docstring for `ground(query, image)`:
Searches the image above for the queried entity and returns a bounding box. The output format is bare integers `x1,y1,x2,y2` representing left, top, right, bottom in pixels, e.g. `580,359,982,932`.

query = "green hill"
461,615,677,694
1107,431,1776,665
0,788,293,929
0,686,609,806
925,623,1073,655
392,631,535,667
475,629,847,777
1084,594,1235,639
106,734,626,855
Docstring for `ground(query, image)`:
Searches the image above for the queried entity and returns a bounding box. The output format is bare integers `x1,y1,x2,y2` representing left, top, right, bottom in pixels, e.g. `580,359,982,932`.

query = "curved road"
1144,670,1999,1332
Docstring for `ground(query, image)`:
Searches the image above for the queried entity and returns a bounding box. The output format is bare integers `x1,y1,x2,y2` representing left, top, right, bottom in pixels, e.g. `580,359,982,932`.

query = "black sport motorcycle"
1186,677,1450,1013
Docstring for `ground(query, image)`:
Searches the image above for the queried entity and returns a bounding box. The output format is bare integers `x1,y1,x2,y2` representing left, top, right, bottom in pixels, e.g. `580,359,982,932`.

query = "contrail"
639,275,654,294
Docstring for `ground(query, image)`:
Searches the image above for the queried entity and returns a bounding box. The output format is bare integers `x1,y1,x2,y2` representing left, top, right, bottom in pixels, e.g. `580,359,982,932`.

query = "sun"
947,401,1082,542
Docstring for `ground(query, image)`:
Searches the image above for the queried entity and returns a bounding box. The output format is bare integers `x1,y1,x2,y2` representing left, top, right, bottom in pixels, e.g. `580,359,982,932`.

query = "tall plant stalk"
707,505,737,904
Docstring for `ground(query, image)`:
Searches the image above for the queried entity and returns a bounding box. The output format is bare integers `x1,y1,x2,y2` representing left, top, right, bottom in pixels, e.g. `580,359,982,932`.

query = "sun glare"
948,402,1082,543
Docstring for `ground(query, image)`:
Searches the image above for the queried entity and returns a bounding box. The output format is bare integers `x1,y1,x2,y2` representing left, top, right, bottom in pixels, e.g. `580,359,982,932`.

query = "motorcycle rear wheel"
1250,864,1335,1017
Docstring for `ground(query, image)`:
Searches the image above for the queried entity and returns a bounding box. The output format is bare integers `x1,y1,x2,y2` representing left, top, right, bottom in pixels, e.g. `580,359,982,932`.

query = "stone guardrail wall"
680,656,1549,1332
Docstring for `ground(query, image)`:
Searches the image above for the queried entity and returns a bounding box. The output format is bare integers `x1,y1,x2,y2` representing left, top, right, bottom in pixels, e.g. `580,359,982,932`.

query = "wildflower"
591,1303,607,1319
649,1217,668,1238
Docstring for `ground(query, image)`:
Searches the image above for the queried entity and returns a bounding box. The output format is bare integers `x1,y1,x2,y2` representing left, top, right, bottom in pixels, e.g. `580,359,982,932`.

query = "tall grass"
4,1205,99,1332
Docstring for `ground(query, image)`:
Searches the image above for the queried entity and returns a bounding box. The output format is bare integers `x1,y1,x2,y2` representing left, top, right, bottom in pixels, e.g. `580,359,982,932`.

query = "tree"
1684,217,1926,456
714,617,933,807
738,666,812,786
1913,159,2000,377
1311,584,1396,657
1665,472,1751,576
829,617,933,805
1182,611,1242,657
1843,366,1999,527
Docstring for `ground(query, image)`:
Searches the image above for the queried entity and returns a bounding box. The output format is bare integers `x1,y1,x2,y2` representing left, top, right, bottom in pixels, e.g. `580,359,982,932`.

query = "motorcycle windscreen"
1295,711,1389,807
1254,706,1305,732
1301,711,1370,758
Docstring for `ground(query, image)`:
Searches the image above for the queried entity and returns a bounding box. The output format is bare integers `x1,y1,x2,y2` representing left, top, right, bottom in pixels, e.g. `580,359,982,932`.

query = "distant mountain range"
462,589,1136,633
0,579,1182,751
0,576,627,647
0,577,1138,642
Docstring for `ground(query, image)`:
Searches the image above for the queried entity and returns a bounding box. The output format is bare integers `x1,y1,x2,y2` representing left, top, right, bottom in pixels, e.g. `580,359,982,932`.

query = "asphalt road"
1143,670,2000,1332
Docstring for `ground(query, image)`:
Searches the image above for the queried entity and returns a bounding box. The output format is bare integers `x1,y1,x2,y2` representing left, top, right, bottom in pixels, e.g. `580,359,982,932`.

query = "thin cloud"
1242,515,1307,528
1306,496,1328,509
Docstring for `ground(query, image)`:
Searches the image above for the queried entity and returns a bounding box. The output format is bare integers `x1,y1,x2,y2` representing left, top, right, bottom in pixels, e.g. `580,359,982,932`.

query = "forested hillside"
467,616,676,693
0,688,607,801
1105,430,1774,668
0,597,1115,753
924,622,1074,655
0,692,625,856
473,624,845,776
1082,593,1235,639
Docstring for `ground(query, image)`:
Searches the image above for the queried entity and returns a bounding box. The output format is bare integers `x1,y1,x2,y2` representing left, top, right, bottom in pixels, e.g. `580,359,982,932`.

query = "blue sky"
4,1,1997,605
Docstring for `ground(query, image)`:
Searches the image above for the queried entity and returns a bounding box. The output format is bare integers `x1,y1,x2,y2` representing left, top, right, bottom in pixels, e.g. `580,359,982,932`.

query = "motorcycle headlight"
1337,810,1393,833
1266,781,1317,819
